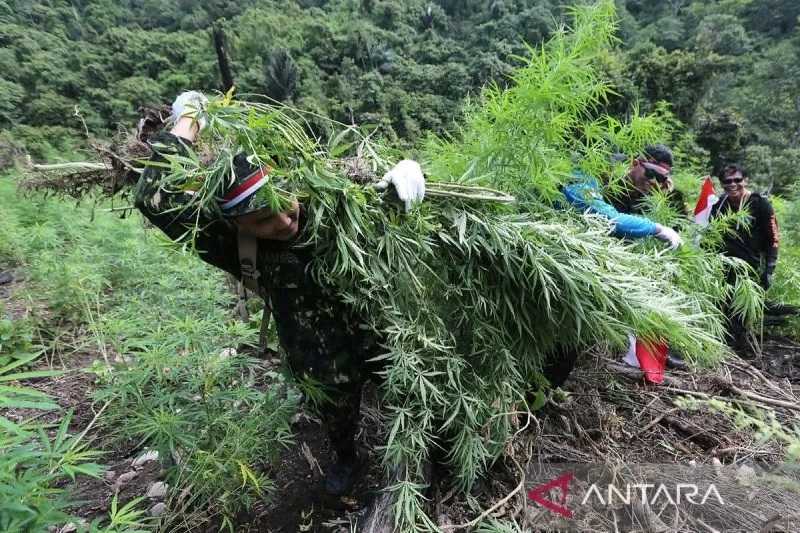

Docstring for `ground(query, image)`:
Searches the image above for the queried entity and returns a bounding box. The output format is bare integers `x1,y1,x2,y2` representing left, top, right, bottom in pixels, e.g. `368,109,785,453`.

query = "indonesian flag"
694,176,718,227
623,334,668,384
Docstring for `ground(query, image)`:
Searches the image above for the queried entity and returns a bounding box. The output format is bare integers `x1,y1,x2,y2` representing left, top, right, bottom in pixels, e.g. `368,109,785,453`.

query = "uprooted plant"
128,5,762,530
18,1,766,529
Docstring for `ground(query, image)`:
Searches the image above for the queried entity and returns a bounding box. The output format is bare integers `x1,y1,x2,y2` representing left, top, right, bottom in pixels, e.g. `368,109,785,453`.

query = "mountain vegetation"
1,0,798,189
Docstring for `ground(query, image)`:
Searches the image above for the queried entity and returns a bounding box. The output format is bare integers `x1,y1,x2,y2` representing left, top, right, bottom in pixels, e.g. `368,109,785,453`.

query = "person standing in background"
710,163,780,349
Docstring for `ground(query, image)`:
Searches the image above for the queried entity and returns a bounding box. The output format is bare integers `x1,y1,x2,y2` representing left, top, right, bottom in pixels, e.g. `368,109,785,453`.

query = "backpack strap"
713,192,729,214
237,232,264,297
236,232,275,357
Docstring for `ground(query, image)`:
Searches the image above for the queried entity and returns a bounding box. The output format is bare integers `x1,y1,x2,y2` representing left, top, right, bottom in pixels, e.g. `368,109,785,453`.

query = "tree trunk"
213,25,235,92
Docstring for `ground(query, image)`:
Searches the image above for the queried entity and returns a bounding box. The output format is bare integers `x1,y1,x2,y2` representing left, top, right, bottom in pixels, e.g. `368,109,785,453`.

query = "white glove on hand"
171,91,209,131
654,223,682,250
375,159,425,212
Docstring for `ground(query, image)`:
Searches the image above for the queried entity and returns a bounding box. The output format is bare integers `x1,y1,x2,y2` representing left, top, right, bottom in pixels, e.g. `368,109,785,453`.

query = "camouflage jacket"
133,133,379,386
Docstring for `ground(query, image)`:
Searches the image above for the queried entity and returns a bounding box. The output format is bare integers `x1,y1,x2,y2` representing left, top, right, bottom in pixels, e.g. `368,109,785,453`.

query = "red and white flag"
623,334,668,384
693,176,718,226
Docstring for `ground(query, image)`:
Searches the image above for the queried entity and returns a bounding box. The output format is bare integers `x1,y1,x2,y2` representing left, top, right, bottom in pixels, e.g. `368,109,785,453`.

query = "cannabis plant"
90,263,296,528
0,354,104,531
138,5,758,530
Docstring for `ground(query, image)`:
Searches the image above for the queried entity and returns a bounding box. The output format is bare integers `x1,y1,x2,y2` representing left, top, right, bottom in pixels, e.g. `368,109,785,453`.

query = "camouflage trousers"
269,285,383,460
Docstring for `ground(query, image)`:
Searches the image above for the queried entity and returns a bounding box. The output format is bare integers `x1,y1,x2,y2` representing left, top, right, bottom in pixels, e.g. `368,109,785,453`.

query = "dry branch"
440,456,527,531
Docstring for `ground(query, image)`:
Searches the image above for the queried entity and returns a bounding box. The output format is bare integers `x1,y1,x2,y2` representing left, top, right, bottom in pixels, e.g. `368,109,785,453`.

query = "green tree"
695,14,752,56
264,48,299,102
0,78,24,124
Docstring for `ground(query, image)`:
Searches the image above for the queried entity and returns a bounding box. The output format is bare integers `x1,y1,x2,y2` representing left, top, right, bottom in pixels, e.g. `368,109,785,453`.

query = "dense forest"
1,0,799,189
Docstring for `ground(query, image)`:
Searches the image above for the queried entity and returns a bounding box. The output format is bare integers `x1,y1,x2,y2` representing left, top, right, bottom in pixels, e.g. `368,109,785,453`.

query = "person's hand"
375,160,425,212
654,223,682,250
760,270,773,290
171,91,209,132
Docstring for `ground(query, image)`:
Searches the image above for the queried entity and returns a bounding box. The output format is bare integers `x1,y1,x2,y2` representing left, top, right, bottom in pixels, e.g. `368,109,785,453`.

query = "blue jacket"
562,171,657,239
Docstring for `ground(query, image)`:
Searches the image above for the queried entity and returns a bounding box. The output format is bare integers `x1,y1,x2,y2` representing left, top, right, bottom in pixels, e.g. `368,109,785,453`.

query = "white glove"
375,159,425,212
171,91,209,131
654,223,682,250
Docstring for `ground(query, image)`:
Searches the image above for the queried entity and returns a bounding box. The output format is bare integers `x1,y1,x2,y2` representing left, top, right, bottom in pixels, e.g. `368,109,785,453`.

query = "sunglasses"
721,176,745,185
643,167,670,183
639,161,671,183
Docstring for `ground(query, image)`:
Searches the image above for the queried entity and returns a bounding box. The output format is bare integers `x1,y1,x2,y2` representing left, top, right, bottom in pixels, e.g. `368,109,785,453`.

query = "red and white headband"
220,167,269,211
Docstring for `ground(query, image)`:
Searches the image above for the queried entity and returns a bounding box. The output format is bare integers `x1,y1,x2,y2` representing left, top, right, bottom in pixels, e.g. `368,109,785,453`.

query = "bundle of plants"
20,1,764,528
144,38,760,533
420,0,764,348
323,1,761,527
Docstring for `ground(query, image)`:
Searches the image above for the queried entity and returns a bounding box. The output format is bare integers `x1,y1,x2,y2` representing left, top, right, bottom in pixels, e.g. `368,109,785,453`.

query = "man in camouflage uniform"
134,91,425,495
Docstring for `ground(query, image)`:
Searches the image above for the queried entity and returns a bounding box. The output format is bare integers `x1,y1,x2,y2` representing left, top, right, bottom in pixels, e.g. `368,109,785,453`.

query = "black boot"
541,344,580,388
319,382,365,496
665,350,688,371
324,448,363,496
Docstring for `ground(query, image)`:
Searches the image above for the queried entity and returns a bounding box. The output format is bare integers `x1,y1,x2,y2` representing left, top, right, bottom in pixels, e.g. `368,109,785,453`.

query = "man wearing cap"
561,145,684,249
607,144,689,223
561,144,687,380
134,91,425,496
710,163,780,348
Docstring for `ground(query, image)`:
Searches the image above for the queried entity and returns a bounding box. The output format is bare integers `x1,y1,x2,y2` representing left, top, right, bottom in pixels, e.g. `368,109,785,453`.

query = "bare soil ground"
4,271,800,532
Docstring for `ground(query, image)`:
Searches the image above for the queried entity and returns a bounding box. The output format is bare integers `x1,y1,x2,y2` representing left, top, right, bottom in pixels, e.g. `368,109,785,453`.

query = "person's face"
720,170,747,201
629,160,670,193
234,201,300,240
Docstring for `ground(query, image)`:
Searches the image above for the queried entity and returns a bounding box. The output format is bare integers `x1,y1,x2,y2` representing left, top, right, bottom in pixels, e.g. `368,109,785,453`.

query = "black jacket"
710,192,780,275
608,183,688,222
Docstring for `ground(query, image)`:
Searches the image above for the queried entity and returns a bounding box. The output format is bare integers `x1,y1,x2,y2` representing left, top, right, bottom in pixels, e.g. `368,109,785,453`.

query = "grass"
0,175,295,531
769,195,800,338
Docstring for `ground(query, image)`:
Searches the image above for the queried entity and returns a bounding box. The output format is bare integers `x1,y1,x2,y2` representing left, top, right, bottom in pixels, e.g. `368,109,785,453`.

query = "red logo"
527,472,574,518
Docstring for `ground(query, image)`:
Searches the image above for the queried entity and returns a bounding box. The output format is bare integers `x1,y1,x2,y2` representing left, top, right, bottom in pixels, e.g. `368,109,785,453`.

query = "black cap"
642,144,673,169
